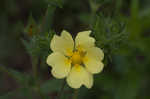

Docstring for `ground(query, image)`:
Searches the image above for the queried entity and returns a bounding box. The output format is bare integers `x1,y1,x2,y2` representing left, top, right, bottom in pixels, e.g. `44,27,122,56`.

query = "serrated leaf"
40,79,68,94
45,0,64,8
24,13,38,37
22,30,55,60
0,66,31,86
8,69,30,86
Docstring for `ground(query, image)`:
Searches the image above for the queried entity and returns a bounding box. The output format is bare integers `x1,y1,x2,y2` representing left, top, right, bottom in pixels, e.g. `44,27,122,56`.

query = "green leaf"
45,0,64,8
0,66,31,86
0,88,33,99
40,79,68,94
22,30,55,59
9,69,30,86
24,13,38,37
40,5,56,34
92,14,128,54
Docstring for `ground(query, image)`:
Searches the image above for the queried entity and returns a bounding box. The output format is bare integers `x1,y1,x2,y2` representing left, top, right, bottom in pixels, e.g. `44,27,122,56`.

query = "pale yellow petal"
86,47,104,61
83,57,104,74
46,52,64,66
75,30,95,51
51,63,71,79
66,65,93,89
50,30,74,56
47,52,71,78
83,47,104,74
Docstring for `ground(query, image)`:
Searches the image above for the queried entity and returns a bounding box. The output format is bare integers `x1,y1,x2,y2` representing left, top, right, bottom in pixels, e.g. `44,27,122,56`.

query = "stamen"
71,51,82,65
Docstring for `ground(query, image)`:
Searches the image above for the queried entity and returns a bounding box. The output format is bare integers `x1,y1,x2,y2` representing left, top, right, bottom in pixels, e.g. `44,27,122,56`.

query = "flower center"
71,51,82,65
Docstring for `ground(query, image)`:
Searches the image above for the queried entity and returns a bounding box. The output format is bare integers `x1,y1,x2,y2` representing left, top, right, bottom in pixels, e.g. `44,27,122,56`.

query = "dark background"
0,0,150,99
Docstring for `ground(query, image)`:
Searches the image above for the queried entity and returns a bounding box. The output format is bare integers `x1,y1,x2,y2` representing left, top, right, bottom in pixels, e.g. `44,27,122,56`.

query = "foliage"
0,0,150,99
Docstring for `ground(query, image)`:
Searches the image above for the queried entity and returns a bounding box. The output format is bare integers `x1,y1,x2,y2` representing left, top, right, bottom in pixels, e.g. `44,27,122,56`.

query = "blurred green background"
0,0,150,99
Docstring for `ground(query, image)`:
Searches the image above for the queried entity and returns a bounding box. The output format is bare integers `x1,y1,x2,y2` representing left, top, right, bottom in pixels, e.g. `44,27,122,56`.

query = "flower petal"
83,47,104,74
83,58,104,74
75,30,95,51
86,47,104,61
50,30,74,56
47,52,71,79
66,65,93,89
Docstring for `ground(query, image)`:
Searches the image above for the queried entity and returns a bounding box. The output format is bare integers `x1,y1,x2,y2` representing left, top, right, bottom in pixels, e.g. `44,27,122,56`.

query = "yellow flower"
47,30,104,89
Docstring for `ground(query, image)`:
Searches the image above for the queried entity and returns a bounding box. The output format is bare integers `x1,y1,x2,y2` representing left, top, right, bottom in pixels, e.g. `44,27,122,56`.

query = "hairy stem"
31,57,45,99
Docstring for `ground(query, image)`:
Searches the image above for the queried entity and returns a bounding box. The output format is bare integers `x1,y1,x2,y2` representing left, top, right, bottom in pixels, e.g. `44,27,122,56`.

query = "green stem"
57,80,66,99
36,84,45,99
31,57,38,80
72,89,78,99
40,5,56,34
31,57,45,99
